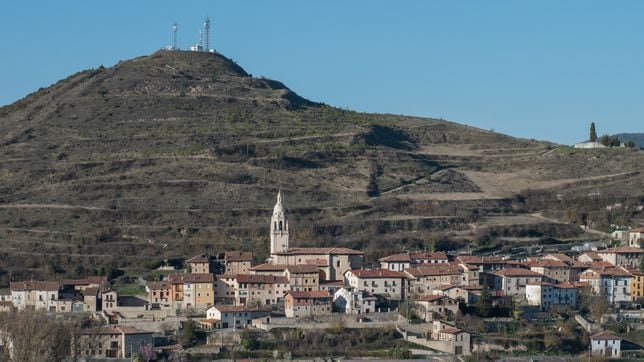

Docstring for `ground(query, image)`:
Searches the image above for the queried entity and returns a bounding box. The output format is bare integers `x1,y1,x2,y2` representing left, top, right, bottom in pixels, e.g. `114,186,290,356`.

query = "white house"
629,227,644,247
344,269,407,301
590,331,622,358
205,305,271,329
333,287,377,314
579,267,631,305
378,251,448,272
525,282,578,311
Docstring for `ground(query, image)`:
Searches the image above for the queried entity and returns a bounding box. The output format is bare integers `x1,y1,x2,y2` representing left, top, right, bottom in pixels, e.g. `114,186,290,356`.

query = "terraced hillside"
0,50,642,283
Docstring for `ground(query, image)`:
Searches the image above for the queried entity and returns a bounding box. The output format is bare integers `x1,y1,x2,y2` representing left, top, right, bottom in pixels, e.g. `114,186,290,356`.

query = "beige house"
284,291,333,318
285,265,320,291
235,274,290,306
491,268,543,299
215,275,237,304
404,264,477,297
78,325,153,360
414,295,459,321
250,263,288,276
597,246,643,269
379,251,448,272
629,227,644,247
186,254,211,274
542,253,575,265
146,282,172,309
214,251,253,275
344,269,407,301
430,320,472,356
167,273,215,309
527,259,571,283
10,281,60,312
577,252,602,264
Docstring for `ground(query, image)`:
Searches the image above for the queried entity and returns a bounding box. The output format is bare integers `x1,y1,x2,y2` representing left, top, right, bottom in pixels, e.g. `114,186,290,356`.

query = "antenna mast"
173,22,178,50
204,17,210,51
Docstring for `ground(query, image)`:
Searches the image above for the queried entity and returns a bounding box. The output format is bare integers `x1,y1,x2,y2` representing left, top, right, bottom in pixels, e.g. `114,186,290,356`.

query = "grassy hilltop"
0,50,642,283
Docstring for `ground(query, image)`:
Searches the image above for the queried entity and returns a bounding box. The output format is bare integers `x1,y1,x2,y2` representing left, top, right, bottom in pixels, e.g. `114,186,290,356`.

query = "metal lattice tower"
173,22,178,50
203,17,210,51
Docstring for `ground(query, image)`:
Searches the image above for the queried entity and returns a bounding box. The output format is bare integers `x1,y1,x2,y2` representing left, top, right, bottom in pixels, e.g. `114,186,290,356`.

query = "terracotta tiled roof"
167,273,214,284
286,265,320,274
83,325,153,335
543,253,575,263
187,254,210,263
211,305,271,313
347,269,406,278
590,331,622,341
405,264,461,278
250,264,288,272
456,256,505,264
554,282,578,289
578,252,601,261
147,282,171,290
527,259,569,268
629,227,644,233
10,281,59,292
440,326,464,334
379,251,447,262
0,301,12,307
224,251,253,262
493,268,543,277
416,294,452,302
235,274,288,284
84,287,99,296
61,276,108,287
287,291,332,299
276,247,364,255
305,258,328,266
598,246,644,254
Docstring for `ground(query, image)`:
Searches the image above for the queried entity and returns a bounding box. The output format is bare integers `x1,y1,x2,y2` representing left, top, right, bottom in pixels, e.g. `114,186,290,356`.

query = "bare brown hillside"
0,50,642,283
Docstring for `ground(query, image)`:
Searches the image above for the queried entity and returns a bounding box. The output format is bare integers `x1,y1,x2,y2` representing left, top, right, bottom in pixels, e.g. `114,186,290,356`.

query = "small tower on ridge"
270,191,289,254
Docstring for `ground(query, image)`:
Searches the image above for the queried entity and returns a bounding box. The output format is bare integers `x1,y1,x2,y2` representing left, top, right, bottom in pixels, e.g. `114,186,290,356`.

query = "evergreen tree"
590,122,597,142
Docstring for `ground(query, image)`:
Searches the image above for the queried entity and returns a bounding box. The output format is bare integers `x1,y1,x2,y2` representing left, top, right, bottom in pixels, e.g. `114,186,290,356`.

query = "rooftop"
405,264,461,278
493,268,543,277
83,325,153,335
186,254,210,263
236,274,289,284
10,281,59,292
347,269,407,278
276,247,364,256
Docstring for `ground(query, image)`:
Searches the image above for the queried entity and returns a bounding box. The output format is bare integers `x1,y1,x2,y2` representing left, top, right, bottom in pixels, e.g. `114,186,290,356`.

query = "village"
1,191,643,360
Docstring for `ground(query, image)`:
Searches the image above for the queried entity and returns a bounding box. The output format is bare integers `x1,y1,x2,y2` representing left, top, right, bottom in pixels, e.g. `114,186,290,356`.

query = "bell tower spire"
270,190,289,255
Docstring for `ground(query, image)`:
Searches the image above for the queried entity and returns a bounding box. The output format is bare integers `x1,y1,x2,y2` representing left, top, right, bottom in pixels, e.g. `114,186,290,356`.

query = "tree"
590,122,597,142
625,140,636,148
179,319,198,347
475,285,494,317
0,309,79,362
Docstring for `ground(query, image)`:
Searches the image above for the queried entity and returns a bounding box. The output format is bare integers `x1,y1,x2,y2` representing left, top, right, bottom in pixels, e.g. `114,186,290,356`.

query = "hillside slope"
1,50,642,282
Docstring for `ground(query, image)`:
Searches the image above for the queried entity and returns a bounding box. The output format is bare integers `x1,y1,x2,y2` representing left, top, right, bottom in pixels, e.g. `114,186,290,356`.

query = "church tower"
270,191,289,254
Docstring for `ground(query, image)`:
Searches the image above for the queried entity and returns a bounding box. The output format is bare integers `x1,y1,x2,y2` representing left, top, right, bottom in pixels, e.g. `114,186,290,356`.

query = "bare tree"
0,309,78,362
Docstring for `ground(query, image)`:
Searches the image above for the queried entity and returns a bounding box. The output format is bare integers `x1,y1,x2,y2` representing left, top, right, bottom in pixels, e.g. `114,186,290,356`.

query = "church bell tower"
270,191,289,254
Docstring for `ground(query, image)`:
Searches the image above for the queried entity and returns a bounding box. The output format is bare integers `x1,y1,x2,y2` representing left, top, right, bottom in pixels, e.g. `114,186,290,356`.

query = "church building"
268,191,363,282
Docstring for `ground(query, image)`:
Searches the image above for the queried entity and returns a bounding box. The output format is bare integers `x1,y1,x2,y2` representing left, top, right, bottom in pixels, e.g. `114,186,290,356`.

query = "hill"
614,133,644,148
0,50,643,283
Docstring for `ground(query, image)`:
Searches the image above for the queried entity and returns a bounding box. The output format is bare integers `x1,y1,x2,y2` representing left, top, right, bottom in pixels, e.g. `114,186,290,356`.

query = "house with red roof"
590,330,622,358
344,269,407,301
491,268,543,299
284,290,333,318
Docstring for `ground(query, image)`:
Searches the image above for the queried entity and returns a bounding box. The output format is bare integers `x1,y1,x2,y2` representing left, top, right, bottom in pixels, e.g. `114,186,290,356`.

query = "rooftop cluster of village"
1,192,643,360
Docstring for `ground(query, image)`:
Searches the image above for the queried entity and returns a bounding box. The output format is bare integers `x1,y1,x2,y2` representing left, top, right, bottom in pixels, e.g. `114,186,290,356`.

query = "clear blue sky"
2,1,643,144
